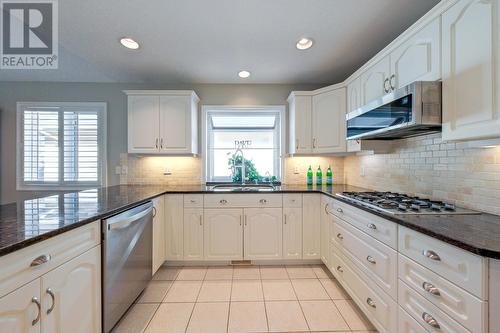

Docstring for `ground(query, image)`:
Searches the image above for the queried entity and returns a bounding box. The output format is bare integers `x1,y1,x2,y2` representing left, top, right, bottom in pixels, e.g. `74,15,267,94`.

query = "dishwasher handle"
106,203,153,231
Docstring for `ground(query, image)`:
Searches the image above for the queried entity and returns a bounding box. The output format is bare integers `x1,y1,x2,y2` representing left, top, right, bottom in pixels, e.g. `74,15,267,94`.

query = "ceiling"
0,0,440,84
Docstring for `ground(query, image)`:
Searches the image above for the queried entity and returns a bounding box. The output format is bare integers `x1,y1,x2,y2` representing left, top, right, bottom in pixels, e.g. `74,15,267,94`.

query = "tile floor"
112,264,377,333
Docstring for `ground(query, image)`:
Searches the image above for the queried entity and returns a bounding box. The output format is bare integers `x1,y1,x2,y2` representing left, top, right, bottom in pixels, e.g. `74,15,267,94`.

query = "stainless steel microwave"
346,81,442,140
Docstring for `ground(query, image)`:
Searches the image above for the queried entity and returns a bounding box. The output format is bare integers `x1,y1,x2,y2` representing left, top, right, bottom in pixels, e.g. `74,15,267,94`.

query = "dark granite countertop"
1,184,500,259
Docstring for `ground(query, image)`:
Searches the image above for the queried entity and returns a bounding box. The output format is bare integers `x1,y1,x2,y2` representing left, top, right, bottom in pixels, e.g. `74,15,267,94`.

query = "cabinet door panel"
165,195,184,260
283,207,302,259
184,209,204,260
289,95,312,154
302,194,321,259
128,95,160,153
312,88,347,153
347,77,362,113
442,0,500,140
391,17,441,89
0,279,40,333
152,195,165,274
204,209,243,260
159,95,190,153
41,246,101,333
361,56,391,104
244,208,283,260
320,196,333,266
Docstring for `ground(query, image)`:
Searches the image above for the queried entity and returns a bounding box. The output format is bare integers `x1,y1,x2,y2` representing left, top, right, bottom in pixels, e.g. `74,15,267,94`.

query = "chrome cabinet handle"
336,233,343,240
155,138,158,149
324,203,329,214
284,214,287,225
160,138,164,149
313,138,316,148
366,297,376,308
259,199,267,204
422,312,440,329
46,288,55,314
244,215,247,226
383,78,390,93
366,255,376,264
422,250,441,261
219,199,228,205
152,206,157,218
367,223,377,230
190,199,196,203
336,208,343,213
295,139,299,150
422,282,441,296
30,254,51,267
199,215,202,226
31,297,41,326
239,215,242,226
336,266,343,273
390,74,396,90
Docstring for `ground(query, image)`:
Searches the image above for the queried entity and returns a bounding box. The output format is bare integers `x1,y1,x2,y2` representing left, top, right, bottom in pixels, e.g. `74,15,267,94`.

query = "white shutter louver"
18,102,106,189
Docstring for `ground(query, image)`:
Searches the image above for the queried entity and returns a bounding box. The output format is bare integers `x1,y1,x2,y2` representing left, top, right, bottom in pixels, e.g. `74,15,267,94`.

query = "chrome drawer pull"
152,207,157,218
367,223,377,230
422,312,440,329
31,297,41,326
219,199,228,205
336,266,343,273
190,199,196,203
336,208,343,213
366,297,376,308
30,254,51,267
259,199,267,204
46,288,55,314
422,282,441,296
422,250,441,261
366,255,376,264
336,233,343,240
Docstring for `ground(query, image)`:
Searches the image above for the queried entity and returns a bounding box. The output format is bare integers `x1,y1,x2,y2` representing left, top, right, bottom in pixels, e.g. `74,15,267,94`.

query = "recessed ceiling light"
120,37,140,50
238,70,251,78
296,37,314,50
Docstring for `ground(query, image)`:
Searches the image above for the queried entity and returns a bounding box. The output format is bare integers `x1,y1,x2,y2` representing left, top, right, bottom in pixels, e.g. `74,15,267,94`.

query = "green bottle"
306,166,313,185
326,165,333,185
316,165,322,185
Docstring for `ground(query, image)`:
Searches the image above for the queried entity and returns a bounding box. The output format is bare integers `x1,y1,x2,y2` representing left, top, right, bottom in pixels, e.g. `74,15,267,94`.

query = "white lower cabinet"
204,209,243,260
398,306,428,333
152,195,166,274
0,279,41,333
283,207,302,259
183,209,204,260
320,195,332,266
41,246,101,333
302,193,321,259
244,208,283,260
165,195,184,260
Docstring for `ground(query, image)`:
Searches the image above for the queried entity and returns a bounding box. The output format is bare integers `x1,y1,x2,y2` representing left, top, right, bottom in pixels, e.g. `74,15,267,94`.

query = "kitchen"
0,0,499,332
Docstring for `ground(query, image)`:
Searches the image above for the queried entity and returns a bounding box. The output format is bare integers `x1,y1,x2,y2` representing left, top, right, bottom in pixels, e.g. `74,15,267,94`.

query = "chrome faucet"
232,147,246,185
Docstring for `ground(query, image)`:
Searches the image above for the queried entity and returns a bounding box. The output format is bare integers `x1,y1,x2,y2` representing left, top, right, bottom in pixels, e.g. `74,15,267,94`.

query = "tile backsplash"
121,133,500,215
345,133,500,215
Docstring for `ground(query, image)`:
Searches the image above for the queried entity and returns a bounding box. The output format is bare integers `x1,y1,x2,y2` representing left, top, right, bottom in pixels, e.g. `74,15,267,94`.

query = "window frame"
201,105,285,183
16,102,107,191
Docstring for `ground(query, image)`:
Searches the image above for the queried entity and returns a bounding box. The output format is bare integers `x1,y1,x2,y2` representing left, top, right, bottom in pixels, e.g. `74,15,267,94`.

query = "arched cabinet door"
243,208,283,260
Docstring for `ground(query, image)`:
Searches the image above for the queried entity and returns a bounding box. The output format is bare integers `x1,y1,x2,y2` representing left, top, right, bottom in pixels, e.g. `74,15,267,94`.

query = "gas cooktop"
335,191,480,215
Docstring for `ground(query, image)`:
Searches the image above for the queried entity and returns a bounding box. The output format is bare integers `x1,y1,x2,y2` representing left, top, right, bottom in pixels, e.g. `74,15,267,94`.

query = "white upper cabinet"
361,55,391,104
347,76,362,113
312,88,347,153
442,0,500,141
288,93,313,154
243,208,283,260
126,90,199,154
127,95,160,153
390,17,441,90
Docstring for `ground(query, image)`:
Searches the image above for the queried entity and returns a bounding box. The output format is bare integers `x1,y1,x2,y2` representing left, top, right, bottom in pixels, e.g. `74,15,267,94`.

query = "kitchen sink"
209,184,276,192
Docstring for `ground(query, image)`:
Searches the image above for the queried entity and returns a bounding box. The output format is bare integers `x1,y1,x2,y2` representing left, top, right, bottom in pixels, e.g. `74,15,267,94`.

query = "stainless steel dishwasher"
102,201,153,333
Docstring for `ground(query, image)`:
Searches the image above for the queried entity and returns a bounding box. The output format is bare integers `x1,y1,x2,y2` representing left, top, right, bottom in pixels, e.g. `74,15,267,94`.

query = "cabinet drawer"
332,200,397,249
204,194,282,208
184,194,203,207
399,306,429,333
398,280,470,333
0,221,100,298
333,217,397,299
399,254,486,333
283,194,302,208
398,226,487,299
330,249,398,333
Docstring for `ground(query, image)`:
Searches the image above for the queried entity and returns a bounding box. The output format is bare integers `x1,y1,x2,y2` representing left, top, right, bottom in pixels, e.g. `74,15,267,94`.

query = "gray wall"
0,82,320,204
